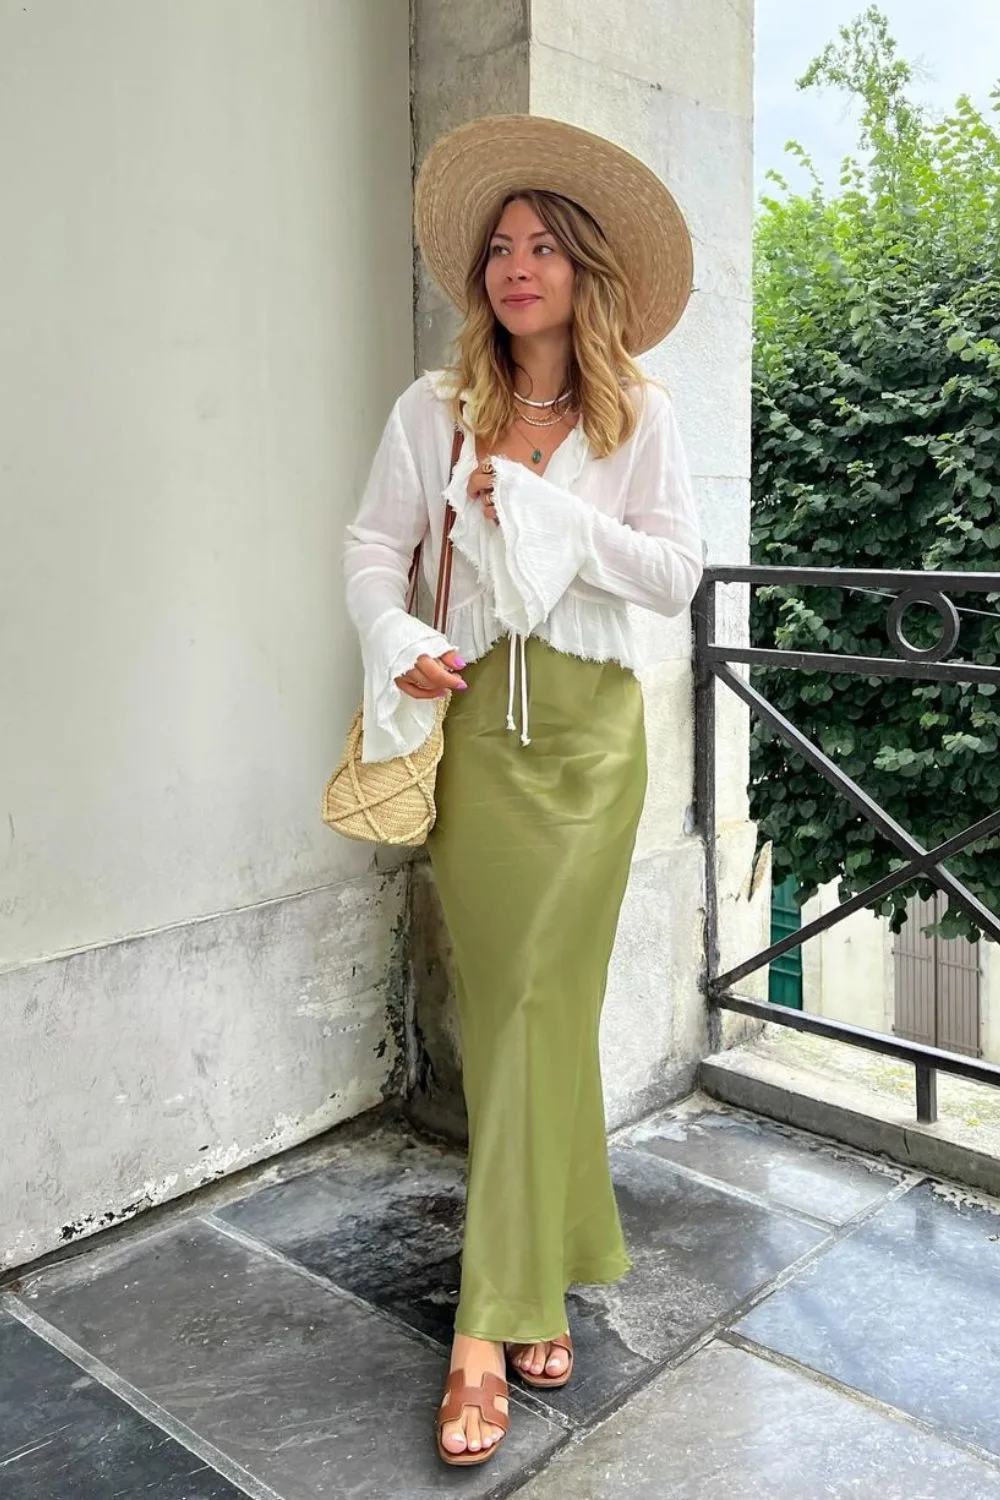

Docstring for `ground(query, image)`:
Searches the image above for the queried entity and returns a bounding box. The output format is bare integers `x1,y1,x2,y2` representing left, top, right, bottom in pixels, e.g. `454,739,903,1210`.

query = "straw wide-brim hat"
414,114,694,355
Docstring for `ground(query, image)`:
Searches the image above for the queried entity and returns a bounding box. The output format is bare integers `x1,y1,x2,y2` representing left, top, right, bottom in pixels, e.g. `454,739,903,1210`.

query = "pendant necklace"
515,414,566,465
513,402,565,464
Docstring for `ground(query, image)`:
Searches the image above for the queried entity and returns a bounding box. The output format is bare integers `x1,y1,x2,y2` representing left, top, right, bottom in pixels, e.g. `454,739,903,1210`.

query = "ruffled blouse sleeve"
448,394,703,633
342,399,453,764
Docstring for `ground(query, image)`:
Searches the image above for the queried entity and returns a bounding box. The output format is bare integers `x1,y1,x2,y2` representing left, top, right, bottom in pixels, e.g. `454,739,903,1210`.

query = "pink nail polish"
454,681,468,691
453,657,467,669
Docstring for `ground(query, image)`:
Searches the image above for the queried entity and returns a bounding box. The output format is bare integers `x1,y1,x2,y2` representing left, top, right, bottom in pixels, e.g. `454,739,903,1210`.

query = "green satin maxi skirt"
427,636,647,1342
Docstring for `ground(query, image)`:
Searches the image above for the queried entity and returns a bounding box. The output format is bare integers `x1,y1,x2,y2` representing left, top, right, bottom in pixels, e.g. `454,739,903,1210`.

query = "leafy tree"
751,7,1000,939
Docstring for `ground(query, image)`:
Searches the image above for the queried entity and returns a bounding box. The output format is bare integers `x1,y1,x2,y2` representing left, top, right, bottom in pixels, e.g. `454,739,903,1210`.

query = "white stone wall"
802,882,1000,1063
0,0,414,1268
983,948,1000,1064
410,0,761,1131
801,882,896,1035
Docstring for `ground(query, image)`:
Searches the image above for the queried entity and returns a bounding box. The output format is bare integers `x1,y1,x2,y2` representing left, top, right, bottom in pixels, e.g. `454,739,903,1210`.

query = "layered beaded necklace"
513,388,573,464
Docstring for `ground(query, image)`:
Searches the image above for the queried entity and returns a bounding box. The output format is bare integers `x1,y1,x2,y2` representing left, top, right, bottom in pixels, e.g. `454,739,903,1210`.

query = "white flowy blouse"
343,370,704,763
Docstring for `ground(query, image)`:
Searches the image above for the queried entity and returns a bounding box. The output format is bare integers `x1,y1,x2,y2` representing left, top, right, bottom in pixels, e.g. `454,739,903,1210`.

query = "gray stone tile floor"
4,1093,1000,1498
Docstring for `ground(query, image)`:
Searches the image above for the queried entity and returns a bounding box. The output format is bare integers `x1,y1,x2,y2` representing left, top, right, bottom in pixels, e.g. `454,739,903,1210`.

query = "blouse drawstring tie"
505,631,531,747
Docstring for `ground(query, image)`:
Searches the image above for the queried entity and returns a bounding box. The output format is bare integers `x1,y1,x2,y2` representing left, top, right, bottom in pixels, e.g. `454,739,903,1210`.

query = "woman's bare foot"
508,1334,571,1380
438,1334,508,1458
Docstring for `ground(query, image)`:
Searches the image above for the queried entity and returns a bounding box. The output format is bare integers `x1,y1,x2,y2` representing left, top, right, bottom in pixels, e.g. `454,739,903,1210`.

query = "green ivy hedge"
751,9,1000,939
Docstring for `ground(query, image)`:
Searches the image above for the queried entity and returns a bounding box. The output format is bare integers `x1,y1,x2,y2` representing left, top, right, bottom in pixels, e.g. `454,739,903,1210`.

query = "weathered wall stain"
3,876,404,1270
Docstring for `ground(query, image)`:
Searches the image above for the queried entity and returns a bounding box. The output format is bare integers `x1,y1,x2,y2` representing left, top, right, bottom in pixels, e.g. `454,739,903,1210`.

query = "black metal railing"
693,565,1000,1123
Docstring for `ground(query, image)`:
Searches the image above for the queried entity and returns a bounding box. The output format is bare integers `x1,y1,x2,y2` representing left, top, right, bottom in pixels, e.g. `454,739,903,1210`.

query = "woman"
343,115,702,1467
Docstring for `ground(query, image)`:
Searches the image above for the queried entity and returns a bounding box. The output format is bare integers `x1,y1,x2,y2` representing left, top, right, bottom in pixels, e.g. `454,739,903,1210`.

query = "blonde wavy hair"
447,190,648,459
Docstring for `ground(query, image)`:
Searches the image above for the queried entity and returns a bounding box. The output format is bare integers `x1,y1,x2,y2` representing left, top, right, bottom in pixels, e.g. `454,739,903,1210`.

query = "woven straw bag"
323,428,461,846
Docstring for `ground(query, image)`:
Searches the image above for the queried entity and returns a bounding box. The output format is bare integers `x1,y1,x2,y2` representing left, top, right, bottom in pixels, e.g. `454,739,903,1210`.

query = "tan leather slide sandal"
507,1332,574,1390
435,1367,510,1467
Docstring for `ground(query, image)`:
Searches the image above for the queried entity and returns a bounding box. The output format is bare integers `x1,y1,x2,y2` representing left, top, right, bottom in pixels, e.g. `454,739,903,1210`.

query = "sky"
755,0,1000,196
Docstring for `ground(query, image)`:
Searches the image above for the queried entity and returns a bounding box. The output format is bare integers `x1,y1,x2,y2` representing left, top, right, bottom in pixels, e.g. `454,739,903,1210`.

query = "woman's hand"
395,650,467,700
468,459,499,525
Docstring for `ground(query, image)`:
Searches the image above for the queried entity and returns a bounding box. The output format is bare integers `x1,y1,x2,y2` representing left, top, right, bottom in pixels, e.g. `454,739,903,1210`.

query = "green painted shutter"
769,875,803,1009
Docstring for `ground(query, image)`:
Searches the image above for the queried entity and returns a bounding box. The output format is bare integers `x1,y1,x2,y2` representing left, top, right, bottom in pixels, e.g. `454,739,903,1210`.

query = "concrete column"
407,0,762,1137
410,1,530,370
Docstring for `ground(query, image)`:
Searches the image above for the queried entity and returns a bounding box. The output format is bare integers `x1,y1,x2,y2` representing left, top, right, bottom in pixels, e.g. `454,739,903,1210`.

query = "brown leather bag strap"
405,425,462,628
432,425,462,634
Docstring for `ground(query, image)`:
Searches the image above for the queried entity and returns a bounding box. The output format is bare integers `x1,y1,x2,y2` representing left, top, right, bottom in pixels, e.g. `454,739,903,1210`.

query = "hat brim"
414,115,694,356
